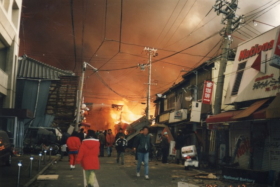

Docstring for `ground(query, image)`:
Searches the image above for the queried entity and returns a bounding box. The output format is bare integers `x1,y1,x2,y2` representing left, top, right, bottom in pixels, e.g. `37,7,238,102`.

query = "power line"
70,0,78,71
119,0,123,52
159,0,190,46
163,0,198,47
87,0,109,64
165,14,218,48
98,31,220,72
154,0,181,46
81,0,88,62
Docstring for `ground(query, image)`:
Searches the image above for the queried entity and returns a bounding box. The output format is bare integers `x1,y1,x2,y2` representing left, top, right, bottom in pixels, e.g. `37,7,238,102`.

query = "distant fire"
110,99,143,125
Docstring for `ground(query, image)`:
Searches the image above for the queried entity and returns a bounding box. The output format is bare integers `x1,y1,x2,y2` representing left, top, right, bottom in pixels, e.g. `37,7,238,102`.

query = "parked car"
23,127,62,155
0,130,13,166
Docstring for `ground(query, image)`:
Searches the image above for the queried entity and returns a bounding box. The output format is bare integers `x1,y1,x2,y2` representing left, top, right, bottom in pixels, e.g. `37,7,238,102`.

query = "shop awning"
206,110,243,124
232,99,269,120
250,94,280,119
266,93,280,118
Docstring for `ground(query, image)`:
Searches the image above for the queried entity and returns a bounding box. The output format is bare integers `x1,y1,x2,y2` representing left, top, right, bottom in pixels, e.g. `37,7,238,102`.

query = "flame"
110,99,143,125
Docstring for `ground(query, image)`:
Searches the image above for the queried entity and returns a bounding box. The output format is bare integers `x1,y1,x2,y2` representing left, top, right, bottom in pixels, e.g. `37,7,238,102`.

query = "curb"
23,158,58,187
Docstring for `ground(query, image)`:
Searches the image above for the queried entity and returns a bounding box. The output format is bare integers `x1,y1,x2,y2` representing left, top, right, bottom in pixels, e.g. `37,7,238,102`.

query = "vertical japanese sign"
202,81,213,104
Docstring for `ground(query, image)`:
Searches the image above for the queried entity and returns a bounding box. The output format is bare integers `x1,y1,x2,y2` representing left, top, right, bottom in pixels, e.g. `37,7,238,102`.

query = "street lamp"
38,152,42,171
17,160,22,187
44,150,47,164
29,155,34,178
49,147,52,160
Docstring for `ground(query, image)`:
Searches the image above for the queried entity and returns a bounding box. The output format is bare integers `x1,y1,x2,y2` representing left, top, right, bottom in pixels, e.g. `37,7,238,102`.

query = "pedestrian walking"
133,126,152,180
175,130,185,164
66,131,81,169
133,129,143,163
115,133,127,165
78,128,85,142
106,129,115,157
98,131,105,157
59,129,70,160
115,128,124,141
161,132,170,164
76,130,100,187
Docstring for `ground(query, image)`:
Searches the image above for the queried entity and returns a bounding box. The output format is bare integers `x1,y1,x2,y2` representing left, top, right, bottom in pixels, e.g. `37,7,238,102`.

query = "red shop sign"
202,81,213,105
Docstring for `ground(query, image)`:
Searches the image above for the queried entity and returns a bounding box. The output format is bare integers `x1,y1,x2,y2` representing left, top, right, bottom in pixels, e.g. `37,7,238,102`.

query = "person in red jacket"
66,131,81,169
105,129,115,157
76,130,100,187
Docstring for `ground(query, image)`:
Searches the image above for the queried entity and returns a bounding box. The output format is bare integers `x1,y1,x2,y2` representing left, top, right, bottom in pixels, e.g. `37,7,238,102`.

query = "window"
231,62,247,95
167,94,175,110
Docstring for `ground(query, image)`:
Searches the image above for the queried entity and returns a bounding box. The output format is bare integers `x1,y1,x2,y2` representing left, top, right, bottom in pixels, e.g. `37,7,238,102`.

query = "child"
115,134,127,165
66,131,81,169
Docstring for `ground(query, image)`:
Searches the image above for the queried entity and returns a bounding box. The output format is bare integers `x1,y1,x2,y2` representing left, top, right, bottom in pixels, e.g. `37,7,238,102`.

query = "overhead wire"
164,10,218,48
98,30,220,71
70,0,78,71
191,38,223,68
158,0,190,47
87,0,108,64
118,0,123,52
154,0,181,46
81,0,88,63
163,0,197,47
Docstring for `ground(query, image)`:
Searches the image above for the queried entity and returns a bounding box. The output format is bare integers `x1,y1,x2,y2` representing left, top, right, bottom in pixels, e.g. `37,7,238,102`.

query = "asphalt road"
28,149,265,187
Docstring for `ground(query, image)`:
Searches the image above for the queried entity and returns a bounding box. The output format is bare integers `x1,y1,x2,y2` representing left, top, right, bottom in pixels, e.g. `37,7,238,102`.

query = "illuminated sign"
202,81,214,105
238,40,274,61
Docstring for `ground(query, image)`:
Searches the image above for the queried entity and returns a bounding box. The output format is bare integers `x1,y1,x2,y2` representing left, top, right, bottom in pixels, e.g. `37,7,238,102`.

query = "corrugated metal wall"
16,79,53,127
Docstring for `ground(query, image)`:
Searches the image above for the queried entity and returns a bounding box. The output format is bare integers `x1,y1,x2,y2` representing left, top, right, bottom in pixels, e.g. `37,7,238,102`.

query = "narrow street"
28,150,262,187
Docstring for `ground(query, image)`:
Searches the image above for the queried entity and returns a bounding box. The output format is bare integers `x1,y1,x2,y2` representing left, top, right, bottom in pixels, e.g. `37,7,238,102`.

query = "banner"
202,81,214,104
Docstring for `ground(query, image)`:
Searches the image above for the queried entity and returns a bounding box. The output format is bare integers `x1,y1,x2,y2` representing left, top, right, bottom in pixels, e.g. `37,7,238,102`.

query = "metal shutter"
229,121,251,169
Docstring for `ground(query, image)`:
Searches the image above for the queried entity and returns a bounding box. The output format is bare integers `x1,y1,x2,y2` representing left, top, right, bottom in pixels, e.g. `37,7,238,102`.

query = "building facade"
206,26,280,184
0,0,22,108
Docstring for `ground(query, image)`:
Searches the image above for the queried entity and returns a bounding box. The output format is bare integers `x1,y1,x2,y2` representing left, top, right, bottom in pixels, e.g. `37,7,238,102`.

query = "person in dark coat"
98,131,105,157
115,133,127,165
161,132,170,164
115,128,124,141
76,130,100,187
134,129,143,162
133,126,152,180
175,130,185,164
78,128,85,142
60,130,70,160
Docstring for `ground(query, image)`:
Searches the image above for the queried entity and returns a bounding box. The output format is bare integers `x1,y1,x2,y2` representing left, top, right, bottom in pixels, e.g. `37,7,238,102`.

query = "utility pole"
76,62,86,131
143,47,157,120
213,0,244,115
76,62,98,131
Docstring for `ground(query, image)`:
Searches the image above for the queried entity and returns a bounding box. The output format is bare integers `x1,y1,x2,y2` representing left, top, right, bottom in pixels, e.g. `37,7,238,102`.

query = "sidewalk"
30,157,88,187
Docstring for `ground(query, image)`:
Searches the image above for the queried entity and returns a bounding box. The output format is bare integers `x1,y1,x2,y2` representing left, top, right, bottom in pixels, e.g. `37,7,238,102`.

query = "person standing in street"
133,129,143,163
66,131,81,169
115,128,124,141
115,133,127,165
133,126,152,180
106,129,115,157
161,132,170,164
175,130,185,164
76,130,100,187
98,131,105,157
59,129,70,161
78,128,85,142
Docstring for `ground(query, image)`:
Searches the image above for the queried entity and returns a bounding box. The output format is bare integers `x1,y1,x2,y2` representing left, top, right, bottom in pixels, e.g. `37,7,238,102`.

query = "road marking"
178,182,199,187
83,169,99,187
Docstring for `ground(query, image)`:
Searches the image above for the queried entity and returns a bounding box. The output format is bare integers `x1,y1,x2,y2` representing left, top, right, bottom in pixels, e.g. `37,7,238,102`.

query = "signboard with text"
202,81,214,104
